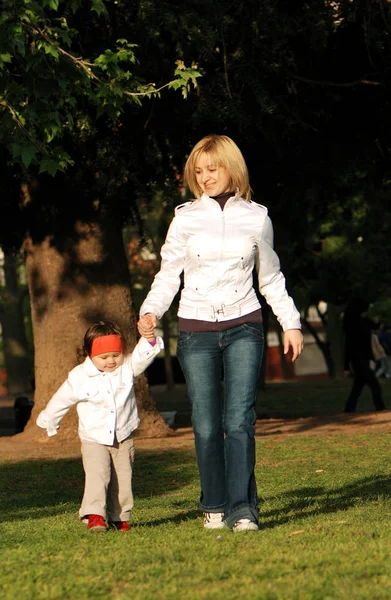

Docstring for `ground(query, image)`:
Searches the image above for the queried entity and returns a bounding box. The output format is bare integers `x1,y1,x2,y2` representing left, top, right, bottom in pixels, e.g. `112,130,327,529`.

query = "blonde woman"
138,135,303,532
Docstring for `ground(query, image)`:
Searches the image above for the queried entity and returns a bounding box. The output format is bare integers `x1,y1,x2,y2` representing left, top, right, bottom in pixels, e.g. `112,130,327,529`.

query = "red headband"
90,334,123,358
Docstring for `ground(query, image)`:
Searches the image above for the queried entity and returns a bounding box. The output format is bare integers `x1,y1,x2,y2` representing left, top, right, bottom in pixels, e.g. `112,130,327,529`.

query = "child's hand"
137,313,157,341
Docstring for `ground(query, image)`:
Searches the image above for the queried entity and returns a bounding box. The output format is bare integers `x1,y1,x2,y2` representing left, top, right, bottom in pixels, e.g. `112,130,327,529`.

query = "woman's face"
194,152,231,197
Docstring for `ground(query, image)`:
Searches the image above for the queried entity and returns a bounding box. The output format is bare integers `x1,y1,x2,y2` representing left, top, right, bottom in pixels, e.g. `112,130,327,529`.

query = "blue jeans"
177,323,264,529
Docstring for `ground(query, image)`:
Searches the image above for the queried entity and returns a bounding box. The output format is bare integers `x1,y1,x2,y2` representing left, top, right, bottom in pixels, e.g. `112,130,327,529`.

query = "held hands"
283,329,304,362
137,313,158,341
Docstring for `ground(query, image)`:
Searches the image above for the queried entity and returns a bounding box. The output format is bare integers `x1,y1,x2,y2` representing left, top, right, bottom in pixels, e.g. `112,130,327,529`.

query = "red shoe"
109,521,130,532
87,514,106,533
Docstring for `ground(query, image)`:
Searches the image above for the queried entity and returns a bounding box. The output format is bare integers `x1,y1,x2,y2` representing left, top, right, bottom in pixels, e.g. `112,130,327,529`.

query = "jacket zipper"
214,209,226,320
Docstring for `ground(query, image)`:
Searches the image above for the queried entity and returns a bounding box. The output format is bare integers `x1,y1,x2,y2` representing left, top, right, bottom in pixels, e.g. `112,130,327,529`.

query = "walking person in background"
376,322,391,379
343,298,386,413
137,134,303,532
372,330,391,379
36,320,163,532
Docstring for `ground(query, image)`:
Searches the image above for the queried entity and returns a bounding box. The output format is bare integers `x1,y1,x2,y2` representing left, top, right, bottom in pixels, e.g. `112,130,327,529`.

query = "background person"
376,322,391,378
137,134,303,532
36,320,163,532
343,298,386,413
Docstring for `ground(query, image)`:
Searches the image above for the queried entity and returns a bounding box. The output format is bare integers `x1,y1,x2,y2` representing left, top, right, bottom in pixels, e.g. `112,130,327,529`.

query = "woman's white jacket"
140,193,301,332
36,337,163,445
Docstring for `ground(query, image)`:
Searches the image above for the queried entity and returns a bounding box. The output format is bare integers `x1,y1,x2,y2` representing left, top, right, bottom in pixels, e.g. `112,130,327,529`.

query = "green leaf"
43,0,60,10
0,53,12,68
10,143,23,160
21,146,37,169
91,0,108,17
39,158,62,176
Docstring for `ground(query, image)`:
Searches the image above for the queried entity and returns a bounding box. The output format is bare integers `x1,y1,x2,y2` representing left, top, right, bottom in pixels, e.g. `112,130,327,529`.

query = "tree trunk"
19,188,169,441
302,315,334,378
276,325,294,380
0,248,32,395
326,302,345,380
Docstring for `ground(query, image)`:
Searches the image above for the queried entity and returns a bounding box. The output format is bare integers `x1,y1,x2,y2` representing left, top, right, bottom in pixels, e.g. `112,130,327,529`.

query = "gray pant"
79,436,135,522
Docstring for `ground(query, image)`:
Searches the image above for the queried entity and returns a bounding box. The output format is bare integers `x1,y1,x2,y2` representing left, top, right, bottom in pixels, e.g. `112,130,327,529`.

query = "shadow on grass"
134,508,201,528
1,446,390,529
260,473,391,530
152,380,391,431
255,412,391,437
0,448,197,524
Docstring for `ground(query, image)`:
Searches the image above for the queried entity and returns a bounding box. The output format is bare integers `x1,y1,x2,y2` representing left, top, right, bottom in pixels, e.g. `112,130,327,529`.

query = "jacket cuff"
138,336,164,354
36,411,59,437
281,321,302,332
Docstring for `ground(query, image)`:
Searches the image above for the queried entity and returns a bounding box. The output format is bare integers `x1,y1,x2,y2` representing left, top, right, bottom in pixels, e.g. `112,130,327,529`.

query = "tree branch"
287,72,383,87
26,25,176,98
0,98,47,152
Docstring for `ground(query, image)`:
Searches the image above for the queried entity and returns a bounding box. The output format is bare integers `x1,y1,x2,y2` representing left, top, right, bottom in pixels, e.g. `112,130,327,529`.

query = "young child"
36,319,163,533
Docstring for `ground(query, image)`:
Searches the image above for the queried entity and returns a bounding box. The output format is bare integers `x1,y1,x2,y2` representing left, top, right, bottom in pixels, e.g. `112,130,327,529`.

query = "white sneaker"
233,518,259,532
203,512,225,529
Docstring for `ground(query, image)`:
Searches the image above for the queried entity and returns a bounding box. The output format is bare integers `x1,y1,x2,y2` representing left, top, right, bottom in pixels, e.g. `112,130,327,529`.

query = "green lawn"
2,426,391,598
1,379,391,599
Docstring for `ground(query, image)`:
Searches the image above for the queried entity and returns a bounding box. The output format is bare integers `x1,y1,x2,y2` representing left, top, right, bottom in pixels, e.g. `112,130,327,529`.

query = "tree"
124,188,184,390
0,248,32,395
116,0,391,379
0,0,199,438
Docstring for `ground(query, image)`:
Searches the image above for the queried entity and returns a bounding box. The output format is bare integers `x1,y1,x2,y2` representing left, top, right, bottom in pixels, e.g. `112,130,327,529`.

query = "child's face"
91,351,124,372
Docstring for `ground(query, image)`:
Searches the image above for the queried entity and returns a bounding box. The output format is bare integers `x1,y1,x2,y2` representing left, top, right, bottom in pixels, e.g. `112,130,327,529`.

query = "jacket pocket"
78,384,99,401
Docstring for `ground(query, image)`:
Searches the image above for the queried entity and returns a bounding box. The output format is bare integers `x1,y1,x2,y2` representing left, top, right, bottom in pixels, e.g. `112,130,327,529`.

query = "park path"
0,410,389,462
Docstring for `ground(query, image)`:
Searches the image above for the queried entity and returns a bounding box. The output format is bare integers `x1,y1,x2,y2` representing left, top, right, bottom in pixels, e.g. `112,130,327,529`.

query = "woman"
137,134,303,532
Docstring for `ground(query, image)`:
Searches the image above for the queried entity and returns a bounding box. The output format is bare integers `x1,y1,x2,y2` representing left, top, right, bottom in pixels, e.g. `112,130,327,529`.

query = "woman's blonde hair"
183,134,252,201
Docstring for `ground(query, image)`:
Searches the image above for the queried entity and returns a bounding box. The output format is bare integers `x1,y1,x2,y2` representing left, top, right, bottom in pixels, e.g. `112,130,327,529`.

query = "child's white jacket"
36,336,163,445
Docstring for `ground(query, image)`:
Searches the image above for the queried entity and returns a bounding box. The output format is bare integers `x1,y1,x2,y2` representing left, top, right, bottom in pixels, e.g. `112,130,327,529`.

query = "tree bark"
0,248,32,395
326,302,345,380
19,188,169,441
276,325,294,380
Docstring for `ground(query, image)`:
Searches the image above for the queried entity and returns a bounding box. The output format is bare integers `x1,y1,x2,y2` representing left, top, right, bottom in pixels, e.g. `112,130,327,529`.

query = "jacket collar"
82,356,121,377
201,192,241,208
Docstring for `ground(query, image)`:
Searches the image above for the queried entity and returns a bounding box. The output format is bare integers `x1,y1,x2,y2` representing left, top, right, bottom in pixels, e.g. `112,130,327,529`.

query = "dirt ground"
0,411,390,463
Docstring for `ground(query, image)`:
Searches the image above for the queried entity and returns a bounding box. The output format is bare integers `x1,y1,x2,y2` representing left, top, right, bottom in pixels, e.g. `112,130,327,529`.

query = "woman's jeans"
177,323,264,528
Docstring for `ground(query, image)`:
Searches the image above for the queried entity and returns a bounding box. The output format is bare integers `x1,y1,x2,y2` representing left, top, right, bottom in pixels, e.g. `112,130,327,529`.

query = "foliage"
0,0,200,174
118,0,391,309
124,187,183,312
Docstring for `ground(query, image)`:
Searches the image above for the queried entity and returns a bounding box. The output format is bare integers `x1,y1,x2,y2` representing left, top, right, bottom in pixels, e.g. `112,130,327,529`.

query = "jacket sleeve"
256,215,301,332
131,336,165,377
139,216,187,319
36,378,79,437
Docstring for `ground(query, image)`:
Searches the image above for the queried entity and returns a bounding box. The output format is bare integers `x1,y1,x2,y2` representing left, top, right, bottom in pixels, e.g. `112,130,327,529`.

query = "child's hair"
76,320,127,363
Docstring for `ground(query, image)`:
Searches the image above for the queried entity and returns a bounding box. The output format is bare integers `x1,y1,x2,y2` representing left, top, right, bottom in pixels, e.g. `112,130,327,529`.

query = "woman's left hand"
284,329,304,362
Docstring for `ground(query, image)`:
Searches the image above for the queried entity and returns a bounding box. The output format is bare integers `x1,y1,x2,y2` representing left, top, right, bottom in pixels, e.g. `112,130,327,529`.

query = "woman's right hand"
137,313,158,340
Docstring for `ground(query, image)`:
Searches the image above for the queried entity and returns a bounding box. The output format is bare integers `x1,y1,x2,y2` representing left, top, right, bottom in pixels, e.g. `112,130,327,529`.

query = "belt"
196,304,242,321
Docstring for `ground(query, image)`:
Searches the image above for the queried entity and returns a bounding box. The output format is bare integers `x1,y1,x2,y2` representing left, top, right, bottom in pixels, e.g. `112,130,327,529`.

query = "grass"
151,378,391,422
1,379,391,599
2,431,391,598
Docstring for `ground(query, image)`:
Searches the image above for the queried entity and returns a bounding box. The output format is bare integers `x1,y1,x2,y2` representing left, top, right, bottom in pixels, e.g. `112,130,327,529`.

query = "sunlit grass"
2,430,391,599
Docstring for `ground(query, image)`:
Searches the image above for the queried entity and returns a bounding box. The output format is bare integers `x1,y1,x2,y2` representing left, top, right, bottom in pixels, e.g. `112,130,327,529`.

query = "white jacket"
36,336,164,445
140,193,301,331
